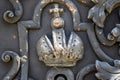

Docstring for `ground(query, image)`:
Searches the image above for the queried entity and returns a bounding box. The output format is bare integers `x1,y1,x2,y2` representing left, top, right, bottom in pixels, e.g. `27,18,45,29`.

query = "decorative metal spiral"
2,51,21,80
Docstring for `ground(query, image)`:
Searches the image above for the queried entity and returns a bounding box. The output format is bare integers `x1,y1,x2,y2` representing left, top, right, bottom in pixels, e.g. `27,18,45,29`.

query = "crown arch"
33,0,81,30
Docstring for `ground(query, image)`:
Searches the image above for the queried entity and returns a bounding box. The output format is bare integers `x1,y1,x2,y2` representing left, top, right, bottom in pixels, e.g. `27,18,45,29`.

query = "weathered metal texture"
37,4,84,67
2,51,20,80
3,0,23,23
76,0,120,80
17,0,81,80
0,0,120,80
46,68,74,80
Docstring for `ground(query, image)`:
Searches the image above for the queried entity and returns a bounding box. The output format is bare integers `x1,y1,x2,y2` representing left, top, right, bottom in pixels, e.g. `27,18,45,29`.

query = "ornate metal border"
3,0,23,23
1,0,120,80
76,0,120,80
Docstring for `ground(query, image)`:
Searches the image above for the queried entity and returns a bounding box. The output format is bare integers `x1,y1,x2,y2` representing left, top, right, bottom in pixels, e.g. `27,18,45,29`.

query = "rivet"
12,35,17,39
16,0,19,3
36,14,39,17
20,49,22,52
78,28,80,31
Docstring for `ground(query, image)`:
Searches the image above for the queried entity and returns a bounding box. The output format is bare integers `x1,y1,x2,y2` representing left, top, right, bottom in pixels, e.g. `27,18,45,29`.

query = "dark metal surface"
0,0,120,80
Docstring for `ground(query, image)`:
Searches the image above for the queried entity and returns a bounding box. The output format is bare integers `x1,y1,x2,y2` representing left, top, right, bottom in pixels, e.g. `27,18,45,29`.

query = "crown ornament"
37,4,84,67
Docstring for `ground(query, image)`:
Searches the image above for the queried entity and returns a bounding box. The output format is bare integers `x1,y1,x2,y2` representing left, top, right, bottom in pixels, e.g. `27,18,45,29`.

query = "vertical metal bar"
18,22,28,80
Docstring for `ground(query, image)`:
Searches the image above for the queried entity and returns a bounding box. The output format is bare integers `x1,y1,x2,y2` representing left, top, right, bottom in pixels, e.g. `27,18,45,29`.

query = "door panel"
0,0,120,80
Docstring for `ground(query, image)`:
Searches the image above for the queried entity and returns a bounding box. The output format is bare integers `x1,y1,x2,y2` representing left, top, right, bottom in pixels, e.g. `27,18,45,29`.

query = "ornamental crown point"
37,31,84,67
37,4,84,67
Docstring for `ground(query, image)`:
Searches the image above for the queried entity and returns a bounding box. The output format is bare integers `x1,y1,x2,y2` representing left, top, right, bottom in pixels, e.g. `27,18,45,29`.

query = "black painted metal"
0,0,120,80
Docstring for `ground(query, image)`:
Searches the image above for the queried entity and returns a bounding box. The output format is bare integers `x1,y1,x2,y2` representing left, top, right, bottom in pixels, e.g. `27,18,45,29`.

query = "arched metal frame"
17,0,81,80
2,0,120,80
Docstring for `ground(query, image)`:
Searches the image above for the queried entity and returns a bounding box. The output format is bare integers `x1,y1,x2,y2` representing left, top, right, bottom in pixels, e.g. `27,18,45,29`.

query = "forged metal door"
0,0,120,80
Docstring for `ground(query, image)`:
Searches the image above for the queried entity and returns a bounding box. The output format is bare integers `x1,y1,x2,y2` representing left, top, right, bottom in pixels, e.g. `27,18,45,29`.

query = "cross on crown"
49,4,64,17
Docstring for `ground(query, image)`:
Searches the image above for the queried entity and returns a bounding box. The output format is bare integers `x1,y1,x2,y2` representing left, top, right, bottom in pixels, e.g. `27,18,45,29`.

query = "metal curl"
3,0,23,23
76,64,96,80
95,26,116,46
87,0,120,46
77,23,114,63
2,51,21,80
88,0,120,28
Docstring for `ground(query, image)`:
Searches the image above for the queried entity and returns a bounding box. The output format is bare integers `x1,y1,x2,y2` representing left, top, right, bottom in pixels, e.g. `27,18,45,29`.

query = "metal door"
0,0,120,80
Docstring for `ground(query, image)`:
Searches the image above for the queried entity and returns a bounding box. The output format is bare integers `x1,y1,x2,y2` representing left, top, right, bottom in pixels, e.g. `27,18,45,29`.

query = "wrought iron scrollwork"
76,64,96,80
76,23,114,63
95,60,120,80
17,0,82,79
2,51,21,80
77,60,120,80
88,0,120,46
2,0,120,80
3,0,23,23
76,0,120,80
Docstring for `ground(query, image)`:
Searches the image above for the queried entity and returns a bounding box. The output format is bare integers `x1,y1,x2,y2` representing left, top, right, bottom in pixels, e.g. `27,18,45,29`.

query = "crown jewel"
37,4,84,67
